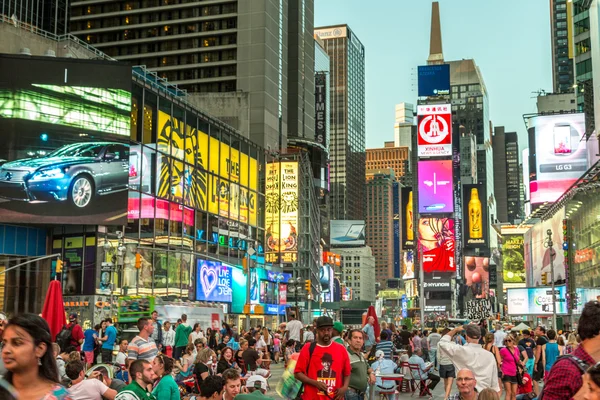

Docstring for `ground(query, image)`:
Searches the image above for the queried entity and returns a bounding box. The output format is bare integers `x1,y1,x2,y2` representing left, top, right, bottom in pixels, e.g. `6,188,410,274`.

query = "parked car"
0,142,129,209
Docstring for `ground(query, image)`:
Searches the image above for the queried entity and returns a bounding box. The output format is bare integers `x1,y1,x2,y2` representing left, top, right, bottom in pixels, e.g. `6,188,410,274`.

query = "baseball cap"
333,321,344,334
315,316,334,329
246,375,268,391
375,350,385,359
69,313,78,321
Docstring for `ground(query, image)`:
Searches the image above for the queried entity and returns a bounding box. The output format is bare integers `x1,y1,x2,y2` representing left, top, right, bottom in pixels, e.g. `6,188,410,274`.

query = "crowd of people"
0,301,599,399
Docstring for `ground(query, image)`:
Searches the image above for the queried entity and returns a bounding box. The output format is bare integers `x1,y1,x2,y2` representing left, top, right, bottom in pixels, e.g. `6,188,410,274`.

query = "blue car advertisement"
0,54,132,224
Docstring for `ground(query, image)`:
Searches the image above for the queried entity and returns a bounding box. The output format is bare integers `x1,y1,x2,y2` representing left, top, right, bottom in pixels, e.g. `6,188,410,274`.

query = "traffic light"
541,272,547,285
135,253,142,269
55,258,63,273
242,257,248,274
305,279,311,294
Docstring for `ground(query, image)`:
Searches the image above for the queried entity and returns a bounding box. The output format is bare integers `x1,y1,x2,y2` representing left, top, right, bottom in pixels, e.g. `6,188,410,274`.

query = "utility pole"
544,229,557,330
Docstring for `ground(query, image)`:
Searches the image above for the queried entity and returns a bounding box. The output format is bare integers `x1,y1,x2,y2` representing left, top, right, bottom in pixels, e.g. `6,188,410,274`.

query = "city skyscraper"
365,142,410,179
314,24,366,221
550,0,575,93
572,0,596,136
69,0,316,150
394,103,415,150
493,127,522,224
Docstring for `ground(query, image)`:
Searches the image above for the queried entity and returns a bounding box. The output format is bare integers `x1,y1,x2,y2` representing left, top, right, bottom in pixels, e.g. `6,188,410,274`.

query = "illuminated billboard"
507,286,567,315
416,104,452,157
401,187,415,249
464,256,489,299
0,55,131,225
265,162,299,264
462,184,488,249
418,160,454,213
331,220,366,246
417,64,450,97
402,250,415,280
418,218,455,272
529,210,566,286
502,235,525,284
527,113,588,206
195,260,232,302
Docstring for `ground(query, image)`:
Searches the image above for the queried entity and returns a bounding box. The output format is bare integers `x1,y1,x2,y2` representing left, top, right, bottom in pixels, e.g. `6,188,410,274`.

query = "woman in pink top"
500,335,523,400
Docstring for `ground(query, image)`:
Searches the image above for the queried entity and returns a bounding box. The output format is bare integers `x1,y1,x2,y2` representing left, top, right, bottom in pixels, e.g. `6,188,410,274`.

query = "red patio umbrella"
42,279,66,341
365,305,381,343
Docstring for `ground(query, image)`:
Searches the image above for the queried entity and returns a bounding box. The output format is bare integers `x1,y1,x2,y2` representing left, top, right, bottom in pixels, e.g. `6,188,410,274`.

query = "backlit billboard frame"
464,256,489,299
418,217,455,273
417,64,450,97
502,235,525,284
330,220,366,246
462,183,489,249
507,286,567,315
416,104,452,157
401,187,415,249
418,160,454,214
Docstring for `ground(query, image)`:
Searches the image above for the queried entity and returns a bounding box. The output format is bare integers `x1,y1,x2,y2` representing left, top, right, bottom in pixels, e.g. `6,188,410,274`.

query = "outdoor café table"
369,373,404,399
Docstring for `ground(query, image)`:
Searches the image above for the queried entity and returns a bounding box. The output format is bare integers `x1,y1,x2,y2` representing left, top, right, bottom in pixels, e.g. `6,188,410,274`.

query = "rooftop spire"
427,1,444,65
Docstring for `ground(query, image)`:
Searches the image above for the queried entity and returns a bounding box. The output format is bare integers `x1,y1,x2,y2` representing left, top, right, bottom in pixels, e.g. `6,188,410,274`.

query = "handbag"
509,348,524,386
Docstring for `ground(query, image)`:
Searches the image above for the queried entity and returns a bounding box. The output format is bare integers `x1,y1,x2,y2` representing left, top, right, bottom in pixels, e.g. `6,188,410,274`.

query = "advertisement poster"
401,187,415,249
418,218,455,272
265,162,299,264
529,210,566,286
315,72,327,147
507,286,567,315
502,235,525,284
417,64,450,97
0,55,131,225
464,256,489,299
418,160,454,213
330,220,366,246
462,184,488,249
195,260,232,302
527,114,589,206
404,279,418,298
402,250,415,280
416,104,452,157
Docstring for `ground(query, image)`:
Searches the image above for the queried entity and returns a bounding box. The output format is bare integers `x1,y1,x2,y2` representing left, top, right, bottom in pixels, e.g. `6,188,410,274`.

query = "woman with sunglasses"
500,335,523,400
152,354,179,400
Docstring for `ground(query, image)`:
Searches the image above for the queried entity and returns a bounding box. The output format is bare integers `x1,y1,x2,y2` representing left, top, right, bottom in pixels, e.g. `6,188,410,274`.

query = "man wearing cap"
67,313,85,352
438,325,500,393
295,316,351,400
235,375,275,399
332,322,345,345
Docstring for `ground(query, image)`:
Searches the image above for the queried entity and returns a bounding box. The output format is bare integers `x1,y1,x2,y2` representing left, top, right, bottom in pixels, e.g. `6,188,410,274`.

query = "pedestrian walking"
499,335,523,400
163,321,175,357
428,328,442,368
362,316,376,351
532,325,548,395
127,317,158,366
98,318,117,364
149,311,163,352
173,314,192,360
346,328,375,400
438,328,456,400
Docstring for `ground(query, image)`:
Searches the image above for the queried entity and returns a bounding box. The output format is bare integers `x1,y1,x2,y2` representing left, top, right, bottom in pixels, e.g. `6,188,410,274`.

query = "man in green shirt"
346,329,375,399
235,375,276,399
115,360,156,400
332,321,345,345
173,313,192,360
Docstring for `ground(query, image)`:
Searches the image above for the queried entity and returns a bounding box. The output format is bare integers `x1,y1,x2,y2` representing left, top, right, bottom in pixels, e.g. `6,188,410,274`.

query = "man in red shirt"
542,301,600,399
67,313,84,351
294,316,351,400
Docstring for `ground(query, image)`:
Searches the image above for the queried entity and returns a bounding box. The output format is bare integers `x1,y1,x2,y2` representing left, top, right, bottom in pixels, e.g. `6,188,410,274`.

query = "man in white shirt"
493,324,507,348
438,325,500,394
286,313,303,347
302,326,315,343
65,360,117,400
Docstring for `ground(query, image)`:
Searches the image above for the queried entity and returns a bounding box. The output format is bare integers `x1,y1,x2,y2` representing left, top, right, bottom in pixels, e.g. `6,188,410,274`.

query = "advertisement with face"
401,187,415,249
195,261,232,302
502,235,525,284
462,184,488,249
330,220,366,246
416,104,452,157
402,250,415,280
528,114,589,206
530,210,566,286
418,218,455,273
0,55,131,224
507,286,567,315
418,160,454,213
464,256,489,299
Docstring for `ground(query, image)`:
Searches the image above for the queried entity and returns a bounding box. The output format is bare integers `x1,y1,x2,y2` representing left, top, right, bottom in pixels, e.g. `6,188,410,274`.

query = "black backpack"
56,324,74,351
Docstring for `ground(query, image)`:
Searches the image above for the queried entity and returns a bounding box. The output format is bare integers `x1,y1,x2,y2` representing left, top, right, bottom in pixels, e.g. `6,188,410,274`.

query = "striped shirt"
127,335,158,362
375,340,396,359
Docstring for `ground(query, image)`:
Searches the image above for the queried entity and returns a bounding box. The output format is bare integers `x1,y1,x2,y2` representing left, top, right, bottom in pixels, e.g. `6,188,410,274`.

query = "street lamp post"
544,229,557,330
245,245,256,332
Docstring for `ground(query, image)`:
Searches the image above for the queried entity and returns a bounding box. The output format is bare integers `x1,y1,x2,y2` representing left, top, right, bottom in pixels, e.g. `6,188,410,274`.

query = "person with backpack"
57,312,84,352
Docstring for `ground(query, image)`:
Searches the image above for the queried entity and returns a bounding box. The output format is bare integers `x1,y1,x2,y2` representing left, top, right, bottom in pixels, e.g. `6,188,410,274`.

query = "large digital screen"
464,256,489,299
265,162,299,263
528,114,589,206
418,160,454,213
416,104,452,157
462,183,488,249
417,64,450,97
331,220,366,246
418,218,455,272
402,250,415,280
195,260,233,302
0,55,131,225
528,210,566,286
507,286,567,315
502,235,525,284
401,187,414,249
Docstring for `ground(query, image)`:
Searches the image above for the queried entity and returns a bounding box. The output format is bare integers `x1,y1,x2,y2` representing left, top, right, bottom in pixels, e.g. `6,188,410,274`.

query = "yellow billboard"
265,161,299,264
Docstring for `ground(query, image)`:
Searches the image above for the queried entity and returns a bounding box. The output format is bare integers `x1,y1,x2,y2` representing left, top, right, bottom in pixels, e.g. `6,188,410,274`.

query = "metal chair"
408,363,431,397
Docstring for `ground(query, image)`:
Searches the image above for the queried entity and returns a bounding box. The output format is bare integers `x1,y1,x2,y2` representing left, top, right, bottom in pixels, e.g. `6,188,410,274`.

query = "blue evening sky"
315,0,552,152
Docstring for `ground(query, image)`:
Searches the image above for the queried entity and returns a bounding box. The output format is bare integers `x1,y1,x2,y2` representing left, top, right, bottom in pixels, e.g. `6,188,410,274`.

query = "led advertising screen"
402,250,415,280
195,260,233,302
464,256,489,299
507,286,567,315
418,218,455,272
401,187,415,249
265,162,299,264
462,184,488,249
417,64,450,97
528,114,589,206
0,54,131,224
416,104,452,157
315,72,327,147
418,160,454,213
330,220,366,246
529,209,566,286
502,235,525,284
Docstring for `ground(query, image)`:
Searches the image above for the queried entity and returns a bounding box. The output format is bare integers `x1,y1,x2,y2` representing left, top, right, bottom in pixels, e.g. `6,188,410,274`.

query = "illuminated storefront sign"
195,261,232,302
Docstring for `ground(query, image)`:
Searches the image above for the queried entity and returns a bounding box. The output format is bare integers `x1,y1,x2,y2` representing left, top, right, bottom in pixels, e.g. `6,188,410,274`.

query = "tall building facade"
365,142,409,178
493,127,522,224
339,246,376,302
314,24,366,221
573,0,596,136
551,0,575,93
69,0,316,150
365,169,395,287
394,103,414,149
